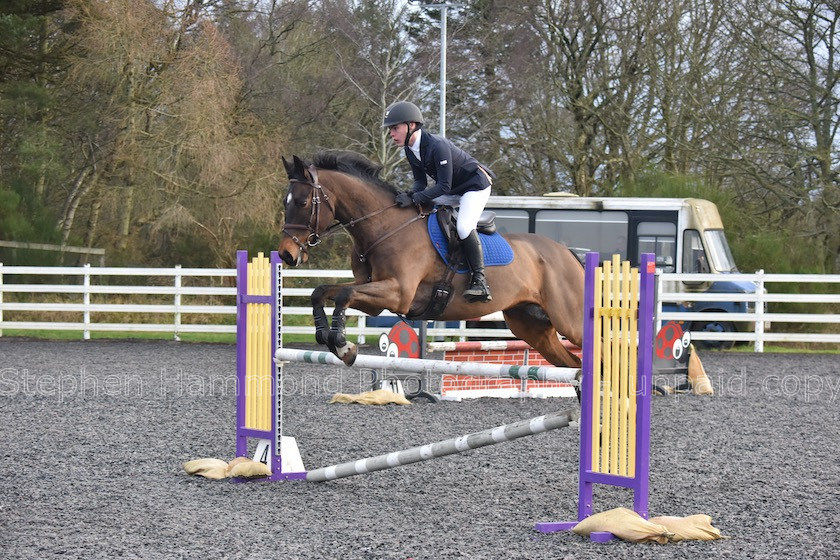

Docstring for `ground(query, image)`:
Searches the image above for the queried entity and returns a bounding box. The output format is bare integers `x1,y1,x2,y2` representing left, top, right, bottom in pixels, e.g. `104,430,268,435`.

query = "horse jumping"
279,151,584,368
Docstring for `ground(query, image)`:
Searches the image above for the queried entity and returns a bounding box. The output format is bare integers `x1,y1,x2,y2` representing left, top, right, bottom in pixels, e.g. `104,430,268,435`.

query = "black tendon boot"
462,230,492,302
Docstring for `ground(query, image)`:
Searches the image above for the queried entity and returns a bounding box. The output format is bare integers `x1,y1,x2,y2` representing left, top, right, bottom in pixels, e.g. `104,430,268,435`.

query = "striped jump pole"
275,348,579,384
426,339,582,399
427,339,580,355
306,408,577,482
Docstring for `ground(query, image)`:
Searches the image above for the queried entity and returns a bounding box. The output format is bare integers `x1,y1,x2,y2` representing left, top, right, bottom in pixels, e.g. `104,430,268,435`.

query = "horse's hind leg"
503,304,581,368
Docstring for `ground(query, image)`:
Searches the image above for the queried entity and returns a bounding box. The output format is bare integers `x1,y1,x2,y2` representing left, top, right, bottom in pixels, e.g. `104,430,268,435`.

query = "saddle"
435,206,498,255
405,207,499,321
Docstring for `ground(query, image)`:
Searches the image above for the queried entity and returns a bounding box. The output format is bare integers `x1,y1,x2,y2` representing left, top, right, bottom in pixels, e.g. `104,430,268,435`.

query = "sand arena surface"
1,339,838,559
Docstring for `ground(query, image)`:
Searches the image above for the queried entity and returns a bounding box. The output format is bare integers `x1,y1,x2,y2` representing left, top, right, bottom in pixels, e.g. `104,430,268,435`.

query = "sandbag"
330,389,411,405
224,456,252,477
649,514,724,541
572,508,673,543
183,458,229,480
228,458,272,479
688,345,714,395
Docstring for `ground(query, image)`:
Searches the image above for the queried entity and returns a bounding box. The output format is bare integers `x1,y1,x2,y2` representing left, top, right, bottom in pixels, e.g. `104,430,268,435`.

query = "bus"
485,195,759,347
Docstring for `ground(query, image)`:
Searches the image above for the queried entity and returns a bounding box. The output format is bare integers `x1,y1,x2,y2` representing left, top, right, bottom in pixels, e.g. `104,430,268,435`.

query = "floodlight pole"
412,2,460,137
409,2,460,355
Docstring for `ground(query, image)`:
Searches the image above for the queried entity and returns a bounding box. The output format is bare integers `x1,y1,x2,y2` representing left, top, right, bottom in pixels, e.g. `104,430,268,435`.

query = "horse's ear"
282,156,294,178
283,155,307,180
292,155,306,174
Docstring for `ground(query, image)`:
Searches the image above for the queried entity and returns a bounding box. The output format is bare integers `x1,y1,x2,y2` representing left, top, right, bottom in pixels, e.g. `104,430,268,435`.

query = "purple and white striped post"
235,250,306,481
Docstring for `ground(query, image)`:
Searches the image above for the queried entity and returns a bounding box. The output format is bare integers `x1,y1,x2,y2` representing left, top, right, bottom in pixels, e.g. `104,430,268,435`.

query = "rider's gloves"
395,192,414,208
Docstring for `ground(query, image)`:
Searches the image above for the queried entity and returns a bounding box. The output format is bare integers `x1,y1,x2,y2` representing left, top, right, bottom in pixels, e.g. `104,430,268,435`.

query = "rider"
383,101,494,303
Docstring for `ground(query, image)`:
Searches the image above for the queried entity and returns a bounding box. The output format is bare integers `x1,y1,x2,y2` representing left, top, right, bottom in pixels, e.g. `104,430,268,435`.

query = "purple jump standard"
534,252,656,541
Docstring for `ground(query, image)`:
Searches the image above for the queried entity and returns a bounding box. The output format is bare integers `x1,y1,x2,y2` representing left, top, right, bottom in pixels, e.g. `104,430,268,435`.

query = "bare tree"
505,0,653,195
60,0,287,265
724,0,840,270
312,0,436,180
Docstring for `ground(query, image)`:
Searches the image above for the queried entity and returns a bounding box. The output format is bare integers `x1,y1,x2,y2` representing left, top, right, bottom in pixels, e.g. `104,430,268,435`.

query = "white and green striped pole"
275,348,579,384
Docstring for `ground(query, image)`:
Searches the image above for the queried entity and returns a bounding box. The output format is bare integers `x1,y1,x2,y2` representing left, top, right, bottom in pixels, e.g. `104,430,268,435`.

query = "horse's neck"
322,171,393,230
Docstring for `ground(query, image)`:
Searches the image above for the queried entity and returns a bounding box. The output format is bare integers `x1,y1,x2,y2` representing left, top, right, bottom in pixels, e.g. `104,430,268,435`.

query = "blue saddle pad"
428,214,514,273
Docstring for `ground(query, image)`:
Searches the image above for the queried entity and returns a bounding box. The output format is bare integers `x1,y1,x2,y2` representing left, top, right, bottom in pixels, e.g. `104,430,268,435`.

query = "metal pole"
440,5,447,136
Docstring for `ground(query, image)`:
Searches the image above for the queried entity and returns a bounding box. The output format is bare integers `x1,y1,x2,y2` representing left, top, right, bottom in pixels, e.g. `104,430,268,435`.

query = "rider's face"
388,123,412,145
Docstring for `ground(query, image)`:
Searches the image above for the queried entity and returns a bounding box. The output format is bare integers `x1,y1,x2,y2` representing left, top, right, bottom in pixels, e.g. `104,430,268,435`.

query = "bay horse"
279,151,584,368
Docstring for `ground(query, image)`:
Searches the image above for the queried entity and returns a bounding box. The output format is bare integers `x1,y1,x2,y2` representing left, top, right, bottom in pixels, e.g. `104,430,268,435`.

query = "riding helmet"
383,101,424,127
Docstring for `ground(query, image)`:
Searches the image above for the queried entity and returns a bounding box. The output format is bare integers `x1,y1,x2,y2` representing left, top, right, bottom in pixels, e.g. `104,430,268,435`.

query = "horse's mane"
312,150,399,195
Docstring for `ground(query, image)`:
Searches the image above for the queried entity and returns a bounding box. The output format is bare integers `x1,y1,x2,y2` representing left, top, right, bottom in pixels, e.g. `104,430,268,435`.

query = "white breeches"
433,187,492,240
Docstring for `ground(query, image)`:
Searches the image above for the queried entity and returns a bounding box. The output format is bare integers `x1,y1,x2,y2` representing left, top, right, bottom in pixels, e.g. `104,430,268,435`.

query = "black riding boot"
462,230,492,302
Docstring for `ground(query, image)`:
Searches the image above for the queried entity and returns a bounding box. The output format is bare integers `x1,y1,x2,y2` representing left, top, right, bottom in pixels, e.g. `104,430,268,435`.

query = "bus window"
683,230,710,273
705,229,738,272
637,221,676,272
490,209,530,235
534,210,628,261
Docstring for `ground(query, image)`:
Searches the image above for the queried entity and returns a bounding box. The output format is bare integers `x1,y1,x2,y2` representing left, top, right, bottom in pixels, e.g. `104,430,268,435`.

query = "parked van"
485,195,759,347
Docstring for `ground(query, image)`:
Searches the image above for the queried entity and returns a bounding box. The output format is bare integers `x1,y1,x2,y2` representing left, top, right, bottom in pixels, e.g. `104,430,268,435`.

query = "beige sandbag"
183,458,229,480
572,508,673,544
656,385,675,395
228,458,272,479
688,345,714,395
330,389,411,405
649,514,724,541
224,456,252,477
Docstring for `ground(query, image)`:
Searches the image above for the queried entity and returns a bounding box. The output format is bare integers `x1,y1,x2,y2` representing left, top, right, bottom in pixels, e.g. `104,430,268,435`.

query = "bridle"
282,164,432,263
282,165,335,255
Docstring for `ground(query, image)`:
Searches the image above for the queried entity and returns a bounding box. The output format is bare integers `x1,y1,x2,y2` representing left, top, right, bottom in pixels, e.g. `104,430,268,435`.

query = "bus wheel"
690,319,735,350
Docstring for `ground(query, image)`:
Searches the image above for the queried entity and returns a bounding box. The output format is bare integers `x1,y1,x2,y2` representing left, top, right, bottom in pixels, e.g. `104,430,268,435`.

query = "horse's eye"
285,189,308,208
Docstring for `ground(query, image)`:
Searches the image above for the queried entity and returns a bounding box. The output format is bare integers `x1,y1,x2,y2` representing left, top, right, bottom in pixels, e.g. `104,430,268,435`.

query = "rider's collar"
408,129,422,159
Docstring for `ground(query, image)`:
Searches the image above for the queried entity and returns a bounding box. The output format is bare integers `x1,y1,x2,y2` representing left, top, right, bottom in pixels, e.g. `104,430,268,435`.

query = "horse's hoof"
335,343,357,366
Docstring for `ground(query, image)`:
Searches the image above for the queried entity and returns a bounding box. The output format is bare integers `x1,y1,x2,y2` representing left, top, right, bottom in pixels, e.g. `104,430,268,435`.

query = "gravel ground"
1,339,838,560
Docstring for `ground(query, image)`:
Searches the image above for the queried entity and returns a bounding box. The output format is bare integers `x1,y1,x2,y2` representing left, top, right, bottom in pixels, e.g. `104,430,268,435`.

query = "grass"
0,329,319,345
727,343,840,354
2,329,838,353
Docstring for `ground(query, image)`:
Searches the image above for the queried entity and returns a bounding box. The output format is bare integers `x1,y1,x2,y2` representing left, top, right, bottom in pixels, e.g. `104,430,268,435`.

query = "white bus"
485,195,758,347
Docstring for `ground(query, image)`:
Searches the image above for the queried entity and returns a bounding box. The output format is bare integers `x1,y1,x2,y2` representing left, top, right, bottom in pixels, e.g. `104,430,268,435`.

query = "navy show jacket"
405,131,494,203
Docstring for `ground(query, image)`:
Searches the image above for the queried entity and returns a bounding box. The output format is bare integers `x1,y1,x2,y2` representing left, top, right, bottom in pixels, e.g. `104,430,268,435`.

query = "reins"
355,210,431,263
283,164,432,263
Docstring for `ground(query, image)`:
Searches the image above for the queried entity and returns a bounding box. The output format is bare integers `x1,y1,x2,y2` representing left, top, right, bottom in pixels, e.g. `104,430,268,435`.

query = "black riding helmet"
383,101,424,146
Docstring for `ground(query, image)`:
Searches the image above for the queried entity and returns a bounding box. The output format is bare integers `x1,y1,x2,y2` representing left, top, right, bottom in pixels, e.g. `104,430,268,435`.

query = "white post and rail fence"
0,263,838,350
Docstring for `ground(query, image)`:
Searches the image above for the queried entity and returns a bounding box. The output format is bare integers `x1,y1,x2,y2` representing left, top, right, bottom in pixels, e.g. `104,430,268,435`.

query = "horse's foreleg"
310,286,331,346
309,283,366,364
325,279,410,365
311,284,356,357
